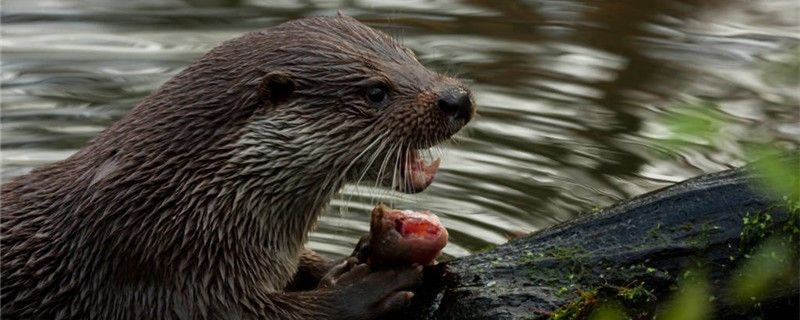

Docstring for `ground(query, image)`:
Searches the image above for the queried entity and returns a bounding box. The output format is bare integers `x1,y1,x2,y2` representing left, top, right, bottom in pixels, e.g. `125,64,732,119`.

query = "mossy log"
400,165,799,319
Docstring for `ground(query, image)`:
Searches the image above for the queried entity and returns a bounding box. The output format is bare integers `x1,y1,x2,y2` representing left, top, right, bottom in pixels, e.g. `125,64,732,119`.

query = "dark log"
400,164,799,319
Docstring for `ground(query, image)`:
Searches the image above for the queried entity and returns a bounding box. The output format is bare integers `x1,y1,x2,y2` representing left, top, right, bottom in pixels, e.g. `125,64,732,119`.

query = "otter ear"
259,71,295,106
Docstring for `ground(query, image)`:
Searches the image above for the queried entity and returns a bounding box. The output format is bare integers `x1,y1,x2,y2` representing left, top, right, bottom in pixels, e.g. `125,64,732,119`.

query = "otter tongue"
406,152,441,193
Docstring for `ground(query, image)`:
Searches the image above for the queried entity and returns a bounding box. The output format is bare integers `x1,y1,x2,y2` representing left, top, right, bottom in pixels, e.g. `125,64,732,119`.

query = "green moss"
526,266,572,286
522,248,666,297
549,290,598,320
519,246,589,267
520,250,542,263
740,209,774,249
490,256,506,267
545,246,588,260
740,199,799,252
667,222,695,234
728,198,800,305
782,197,800,241
647,223,664,239
620,264,664,278
618,282,656,304
474,243,498,253
686,222,722,248
546,282,661,320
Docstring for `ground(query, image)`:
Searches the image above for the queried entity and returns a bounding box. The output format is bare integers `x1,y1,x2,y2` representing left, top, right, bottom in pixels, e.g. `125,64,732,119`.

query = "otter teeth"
411,158,440,190
402,150,440,193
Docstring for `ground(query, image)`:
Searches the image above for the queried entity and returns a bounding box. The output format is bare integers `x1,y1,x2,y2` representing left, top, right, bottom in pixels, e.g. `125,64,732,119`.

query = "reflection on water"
2,0,798,258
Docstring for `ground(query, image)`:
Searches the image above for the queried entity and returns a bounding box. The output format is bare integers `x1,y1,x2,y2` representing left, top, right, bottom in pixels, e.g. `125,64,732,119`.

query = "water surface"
2,0,798,258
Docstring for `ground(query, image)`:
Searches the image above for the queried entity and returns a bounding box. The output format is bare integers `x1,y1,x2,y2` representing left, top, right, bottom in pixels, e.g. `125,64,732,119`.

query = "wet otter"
0,15,473,320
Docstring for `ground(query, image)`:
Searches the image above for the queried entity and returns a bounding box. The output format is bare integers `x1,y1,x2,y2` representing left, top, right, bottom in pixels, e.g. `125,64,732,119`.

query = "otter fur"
1,15,473,320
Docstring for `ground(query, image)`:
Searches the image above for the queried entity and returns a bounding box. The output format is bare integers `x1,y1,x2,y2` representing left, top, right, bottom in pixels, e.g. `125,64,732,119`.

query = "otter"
1,15,473,320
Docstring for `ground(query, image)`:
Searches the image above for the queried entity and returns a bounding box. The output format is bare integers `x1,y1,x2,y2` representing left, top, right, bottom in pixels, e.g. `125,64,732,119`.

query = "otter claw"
325,264,422,320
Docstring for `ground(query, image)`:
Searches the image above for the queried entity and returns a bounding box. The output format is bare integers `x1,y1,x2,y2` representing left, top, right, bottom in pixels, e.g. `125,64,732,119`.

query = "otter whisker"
403,143,412,195
379,142,406,208
357,135,391,187
325,131,389,217
390,141,403,206
373,140,400,203
394,137,412,205
372,141,393,190
346,132,394,212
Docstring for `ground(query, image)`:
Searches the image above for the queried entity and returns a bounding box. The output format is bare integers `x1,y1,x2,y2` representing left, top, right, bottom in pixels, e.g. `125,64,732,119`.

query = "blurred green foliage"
729,234,799,305
577,83,799,319
661,102,726,150
760,46,800,87
648,95,798,320
547,47,798,320
747,146,800,202
588,302,626,320
656,269,713,320
657,97,798,201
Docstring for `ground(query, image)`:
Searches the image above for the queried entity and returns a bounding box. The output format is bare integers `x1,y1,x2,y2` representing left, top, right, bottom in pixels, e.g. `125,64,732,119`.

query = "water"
2,0,798,259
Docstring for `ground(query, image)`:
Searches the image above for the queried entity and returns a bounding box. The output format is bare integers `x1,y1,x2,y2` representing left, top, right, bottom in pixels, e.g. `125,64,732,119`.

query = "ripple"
2,0,798,259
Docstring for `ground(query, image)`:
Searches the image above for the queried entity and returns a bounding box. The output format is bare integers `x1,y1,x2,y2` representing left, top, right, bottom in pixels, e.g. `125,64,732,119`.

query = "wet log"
401,164,799,319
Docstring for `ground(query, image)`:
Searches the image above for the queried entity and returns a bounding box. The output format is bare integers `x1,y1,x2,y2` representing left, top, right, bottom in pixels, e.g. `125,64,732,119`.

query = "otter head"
236,15,474,195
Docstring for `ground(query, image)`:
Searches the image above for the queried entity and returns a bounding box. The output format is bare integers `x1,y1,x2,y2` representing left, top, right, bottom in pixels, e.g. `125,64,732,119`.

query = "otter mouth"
397,149,441,194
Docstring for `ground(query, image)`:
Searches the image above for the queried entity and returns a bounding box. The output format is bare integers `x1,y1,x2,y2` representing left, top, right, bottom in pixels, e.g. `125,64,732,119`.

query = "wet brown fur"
1,15,471,320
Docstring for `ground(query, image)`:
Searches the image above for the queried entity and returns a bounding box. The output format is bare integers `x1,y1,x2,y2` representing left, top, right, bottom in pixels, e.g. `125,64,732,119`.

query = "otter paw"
318,257,359,289
350,233,372,263
326,263,422,320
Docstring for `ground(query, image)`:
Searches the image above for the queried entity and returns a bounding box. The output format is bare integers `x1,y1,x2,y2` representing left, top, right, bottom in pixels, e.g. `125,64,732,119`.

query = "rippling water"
2,0,799,259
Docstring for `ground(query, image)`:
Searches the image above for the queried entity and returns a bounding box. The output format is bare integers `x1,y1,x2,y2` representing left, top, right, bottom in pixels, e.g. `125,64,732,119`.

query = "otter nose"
437,87,473,122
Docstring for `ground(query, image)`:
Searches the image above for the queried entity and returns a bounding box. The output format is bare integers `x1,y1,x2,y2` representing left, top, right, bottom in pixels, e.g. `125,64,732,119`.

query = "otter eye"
366,86,387,106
